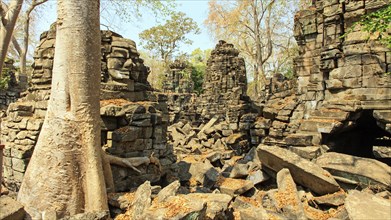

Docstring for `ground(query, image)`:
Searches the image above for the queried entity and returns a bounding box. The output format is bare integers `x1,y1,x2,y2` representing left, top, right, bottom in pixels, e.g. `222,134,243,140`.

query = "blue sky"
36,0,216,54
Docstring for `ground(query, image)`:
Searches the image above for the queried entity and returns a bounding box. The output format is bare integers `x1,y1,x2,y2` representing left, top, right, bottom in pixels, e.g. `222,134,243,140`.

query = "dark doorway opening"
322,110,391,164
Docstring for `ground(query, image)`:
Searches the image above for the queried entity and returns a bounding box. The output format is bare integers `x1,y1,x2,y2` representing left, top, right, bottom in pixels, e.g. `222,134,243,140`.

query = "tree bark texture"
0,0,23,75
17,0,107,218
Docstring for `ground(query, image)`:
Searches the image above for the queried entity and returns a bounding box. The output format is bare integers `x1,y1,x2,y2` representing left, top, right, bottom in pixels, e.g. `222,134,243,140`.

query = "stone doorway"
322,110,391,164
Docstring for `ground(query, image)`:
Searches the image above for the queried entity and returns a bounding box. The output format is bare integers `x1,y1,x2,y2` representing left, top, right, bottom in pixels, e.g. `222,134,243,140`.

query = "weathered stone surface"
316,152,391,190
246,170,270,185
217,177,254,196
258,145,340,195
61,212,109,220
0,196,25,220
313,190,346,207
144,194,206,220
177,161,219,188
345,190,391,220
155,180,180,203
231,196,269,220
128,181,152,220
185,193,232,219
276,169,306,220
229,163,249,178
288,146,322,160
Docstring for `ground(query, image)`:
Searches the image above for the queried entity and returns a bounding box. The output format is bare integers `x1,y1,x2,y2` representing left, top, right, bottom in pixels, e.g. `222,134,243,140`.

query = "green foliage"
344,5,391,48
188,48,211,94
139,11,200,64
104,0,176,22
0,68,11,90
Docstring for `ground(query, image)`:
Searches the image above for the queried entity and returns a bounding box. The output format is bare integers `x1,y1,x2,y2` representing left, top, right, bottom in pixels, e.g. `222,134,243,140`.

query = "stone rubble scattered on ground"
1,0,391,220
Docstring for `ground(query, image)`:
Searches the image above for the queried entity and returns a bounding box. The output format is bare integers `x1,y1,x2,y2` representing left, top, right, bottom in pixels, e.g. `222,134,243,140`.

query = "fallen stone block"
177,161,219,189
229,163,250,178
217,177,254,196
276,169,306,220
61,212,109,220
345,190,391,220
316,152,391,190
128,181,152,220
288,146,322,160
144,194,206,220
0,196,25,220
231,196,269,220
246,169,270,185
313,190,346,207
257,145,340,195
198,116,219,137
185,193,232,219
155,180,180,203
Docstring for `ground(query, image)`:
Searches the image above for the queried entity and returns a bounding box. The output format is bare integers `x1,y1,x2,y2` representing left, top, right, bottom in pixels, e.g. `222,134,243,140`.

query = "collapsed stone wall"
163,60,194,93
1,24,173,191
165,41,256,127
0,59,22,111
162,60,198,124
197,41,252,123
255,0,390,159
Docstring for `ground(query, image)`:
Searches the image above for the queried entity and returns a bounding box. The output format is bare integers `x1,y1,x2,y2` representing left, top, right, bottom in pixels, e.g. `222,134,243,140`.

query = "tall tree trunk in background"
0,0,23,75
17,0,108,218
19,0,48,76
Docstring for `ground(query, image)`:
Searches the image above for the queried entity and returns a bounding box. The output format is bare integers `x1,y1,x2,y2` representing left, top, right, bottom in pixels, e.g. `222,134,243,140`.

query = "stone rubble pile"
110,145,390,220
1,1,391,219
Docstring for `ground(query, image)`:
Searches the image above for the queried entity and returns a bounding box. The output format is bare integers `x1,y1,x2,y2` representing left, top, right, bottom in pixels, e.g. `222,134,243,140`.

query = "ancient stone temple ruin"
197,41,251,123
1,24,173,191
163,60,193,93
0,59,22,110
1,1,391,219
257,0,391,160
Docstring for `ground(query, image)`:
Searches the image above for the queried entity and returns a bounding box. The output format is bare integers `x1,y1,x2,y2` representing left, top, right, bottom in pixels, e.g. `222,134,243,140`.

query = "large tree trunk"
17,0,108,218
0,0,23,75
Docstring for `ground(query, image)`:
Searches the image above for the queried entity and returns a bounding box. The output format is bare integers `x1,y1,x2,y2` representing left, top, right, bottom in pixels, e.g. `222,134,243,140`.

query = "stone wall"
0,59,21,110
163,60,194,93
197,40,253,123
255,0,390,159
1,25,173,191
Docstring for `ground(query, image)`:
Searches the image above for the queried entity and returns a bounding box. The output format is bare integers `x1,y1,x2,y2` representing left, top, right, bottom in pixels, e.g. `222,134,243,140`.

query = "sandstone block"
316,152,391,190
0,196,25,220
257,145,340,195
345,190,391,220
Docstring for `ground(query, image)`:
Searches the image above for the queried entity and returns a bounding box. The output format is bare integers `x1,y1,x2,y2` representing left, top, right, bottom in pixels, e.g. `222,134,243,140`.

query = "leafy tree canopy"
139,11,200,65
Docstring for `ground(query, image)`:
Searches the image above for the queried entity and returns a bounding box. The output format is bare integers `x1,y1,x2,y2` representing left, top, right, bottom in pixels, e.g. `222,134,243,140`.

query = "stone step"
322,100,361,112
309,108,349,121
284,132,322,146
299,119,344,133
373,110,391,123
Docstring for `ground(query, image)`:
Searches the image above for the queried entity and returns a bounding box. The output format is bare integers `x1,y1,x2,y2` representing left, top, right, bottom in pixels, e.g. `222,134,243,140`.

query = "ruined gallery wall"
1,24,173,192
258,0,390,153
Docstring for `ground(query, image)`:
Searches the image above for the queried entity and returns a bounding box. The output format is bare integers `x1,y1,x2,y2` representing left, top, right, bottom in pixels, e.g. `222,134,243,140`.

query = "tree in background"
139,11,200,66
102,0,175,25
140,50,166,90
0,0,23,75
205,0,300,98
187,48,211,94
17,0,108,217
10,0,47,76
